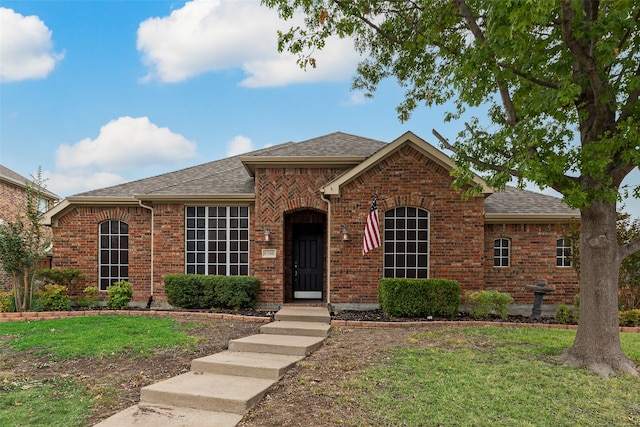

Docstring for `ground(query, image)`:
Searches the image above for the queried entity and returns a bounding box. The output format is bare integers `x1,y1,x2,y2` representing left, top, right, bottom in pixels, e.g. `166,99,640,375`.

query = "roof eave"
134,193,255,204
240,156,366,176
484,213,581,224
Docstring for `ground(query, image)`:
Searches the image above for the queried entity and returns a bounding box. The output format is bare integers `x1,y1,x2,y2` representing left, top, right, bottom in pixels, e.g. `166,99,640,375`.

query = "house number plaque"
262,249,277,258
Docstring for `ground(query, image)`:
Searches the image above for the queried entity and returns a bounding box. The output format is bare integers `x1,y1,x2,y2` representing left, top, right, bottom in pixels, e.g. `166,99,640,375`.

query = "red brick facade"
48,134,579,309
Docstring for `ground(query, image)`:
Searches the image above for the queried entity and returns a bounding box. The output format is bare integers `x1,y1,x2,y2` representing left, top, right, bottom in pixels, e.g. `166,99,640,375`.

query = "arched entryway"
284,209,326,302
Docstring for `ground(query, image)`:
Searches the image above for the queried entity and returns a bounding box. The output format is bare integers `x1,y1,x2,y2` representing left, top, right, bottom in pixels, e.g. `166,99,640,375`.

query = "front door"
292,224,324,300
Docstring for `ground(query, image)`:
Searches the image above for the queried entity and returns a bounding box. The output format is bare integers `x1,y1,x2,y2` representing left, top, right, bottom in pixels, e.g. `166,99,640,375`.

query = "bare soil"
1,310,556,426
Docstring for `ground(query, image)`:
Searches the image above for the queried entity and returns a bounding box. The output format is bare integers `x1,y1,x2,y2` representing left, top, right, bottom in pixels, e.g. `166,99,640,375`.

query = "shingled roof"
74,132,386,198
57,132,577,221
485,185,578,221
0,164,59,200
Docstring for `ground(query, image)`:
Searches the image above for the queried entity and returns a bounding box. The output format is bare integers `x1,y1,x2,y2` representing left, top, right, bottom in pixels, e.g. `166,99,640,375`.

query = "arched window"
383,207,429,278
493,238,510,267
99,220,129,291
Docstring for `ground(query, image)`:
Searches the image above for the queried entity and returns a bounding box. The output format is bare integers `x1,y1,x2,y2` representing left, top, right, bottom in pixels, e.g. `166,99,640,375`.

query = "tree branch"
454,0,518,127
620,236,640,260
431,129,523,178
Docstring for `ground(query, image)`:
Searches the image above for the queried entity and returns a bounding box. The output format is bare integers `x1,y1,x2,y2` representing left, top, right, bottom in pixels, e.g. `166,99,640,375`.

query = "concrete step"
94,403,242,427
191,350,303,380
260,320,330,337
140,371,274,415
274,306,331,324
228,333,324,356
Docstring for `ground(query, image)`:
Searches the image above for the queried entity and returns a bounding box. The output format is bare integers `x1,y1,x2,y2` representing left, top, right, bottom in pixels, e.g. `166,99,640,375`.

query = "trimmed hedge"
378,278,460,318
164,274,260,309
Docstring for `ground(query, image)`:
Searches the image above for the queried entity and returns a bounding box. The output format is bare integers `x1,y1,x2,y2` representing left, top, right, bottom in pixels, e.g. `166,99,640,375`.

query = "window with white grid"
383,207,429,278
493,238,510,267
99,220,129,291
185,206,250,275
556,238,572,267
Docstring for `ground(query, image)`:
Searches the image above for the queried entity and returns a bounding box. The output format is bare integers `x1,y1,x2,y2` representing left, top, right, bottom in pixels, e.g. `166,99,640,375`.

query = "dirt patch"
237,324,458,427
0,315,263,426
1,310,558,426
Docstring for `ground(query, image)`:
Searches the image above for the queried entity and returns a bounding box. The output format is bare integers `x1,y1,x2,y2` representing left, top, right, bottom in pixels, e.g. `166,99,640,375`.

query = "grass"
0,374,92,427
352,327,640,427
0,315,202,427
0,315,199,359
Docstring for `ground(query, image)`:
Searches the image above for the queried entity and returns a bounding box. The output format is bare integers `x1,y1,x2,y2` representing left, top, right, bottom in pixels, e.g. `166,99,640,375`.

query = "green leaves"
263,0,640,210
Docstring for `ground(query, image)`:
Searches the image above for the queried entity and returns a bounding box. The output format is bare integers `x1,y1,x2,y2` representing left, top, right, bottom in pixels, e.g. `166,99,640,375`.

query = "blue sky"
1,0,638,216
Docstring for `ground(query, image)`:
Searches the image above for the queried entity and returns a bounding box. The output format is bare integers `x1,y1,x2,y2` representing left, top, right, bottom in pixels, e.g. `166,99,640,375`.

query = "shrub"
76,286,100,308
36,268,83,288
0,290,15,312
106,280,132,310
34,284,71,311
164,274,213,309
216,276,260,309
378,278,460,318
164,274,260,309
572,293,580,323
464,290,513,319
619,309,640,327
555,304,572,324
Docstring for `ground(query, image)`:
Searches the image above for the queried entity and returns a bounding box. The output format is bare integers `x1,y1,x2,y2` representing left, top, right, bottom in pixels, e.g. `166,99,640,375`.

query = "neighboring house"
0,165,59,291
44,132,579,310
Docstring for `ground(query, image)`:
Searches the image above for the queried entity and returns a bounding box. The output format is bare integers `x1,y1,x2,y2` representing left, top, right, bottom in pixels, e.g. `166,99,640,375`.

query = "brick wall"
52,206,152,302
484,223,579,305
328,144,485,305
252,167,346,303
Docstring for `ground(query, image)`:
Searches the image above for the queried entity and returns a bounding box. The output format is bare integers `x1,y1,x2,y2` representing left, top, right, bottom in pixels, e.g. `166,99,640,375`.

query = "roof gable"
321,131,492,196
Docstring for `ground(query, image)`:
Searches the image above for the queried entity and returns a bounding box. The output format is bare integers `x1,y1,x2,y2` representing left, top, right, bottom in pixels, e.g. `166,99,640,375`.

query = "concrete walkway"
94,306,330,427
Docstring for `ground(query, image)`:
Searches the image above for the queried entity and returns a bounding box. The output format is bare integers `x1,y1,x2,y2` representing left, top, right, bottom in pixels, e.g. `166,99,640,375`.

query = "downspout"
138,200,154,308
320,190,331,305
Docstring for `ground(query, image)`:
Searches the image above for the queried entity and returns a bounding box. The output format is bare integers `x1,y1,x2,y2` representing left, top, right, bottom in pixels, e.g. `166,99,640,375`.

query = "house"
43,132,579,310
0,165,59,290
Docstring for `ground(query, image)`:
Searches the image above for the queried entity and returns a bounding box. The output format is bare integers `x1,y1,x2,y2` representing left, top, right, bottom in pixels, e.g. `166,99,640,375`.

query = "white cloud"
50,117,197,195
0,7,64,82
136,0,361,87
339,91,369,106
226,135,254,157
45,170,126,197
55,116,197,172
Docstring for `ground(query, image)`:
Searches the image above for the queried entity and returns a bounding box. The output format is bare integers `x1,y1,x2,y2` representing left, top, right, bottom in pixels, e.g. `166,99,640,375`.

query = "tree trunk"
562,201,638,377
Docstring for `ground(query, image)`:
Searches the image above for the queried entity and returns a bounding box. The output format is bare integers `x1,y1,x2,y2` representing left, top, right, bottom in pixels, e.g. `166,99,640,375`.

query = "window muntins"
99,220,129,291
185,206,250,275
383,207,429,279
493,238,510,267
556,238,572,267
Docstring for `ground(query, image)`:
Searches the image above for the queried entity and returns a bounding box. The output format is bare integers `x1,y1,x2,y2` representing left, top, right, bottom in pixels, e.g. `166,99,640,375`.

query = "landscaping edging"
1,310,638,333
330,319,640,333
0,309,272,324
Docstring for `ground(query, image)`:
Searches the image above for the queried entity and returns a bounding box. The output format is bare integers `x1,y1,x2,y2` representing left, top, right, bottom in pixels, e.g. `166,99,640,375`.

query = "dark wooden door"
292,224,324,300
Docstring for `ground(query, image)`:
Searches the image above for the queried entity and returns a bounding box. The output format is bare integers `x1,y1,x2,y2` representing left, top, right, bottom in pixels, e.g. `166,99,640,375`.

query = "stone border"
330,319,640,333
0,309,272,324
1,310,638,333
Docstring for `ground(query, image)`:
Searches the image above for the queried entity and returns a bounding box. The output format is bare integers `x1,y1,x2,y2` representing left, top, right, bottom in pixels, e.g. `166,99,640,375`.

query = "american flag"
363,195,381,255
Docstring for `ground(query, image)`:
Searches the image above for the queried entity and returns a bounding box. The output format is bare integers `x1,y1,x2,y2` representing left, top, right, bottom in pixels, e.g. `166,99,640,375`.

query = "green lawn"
351,327,640,427
0,315,200,427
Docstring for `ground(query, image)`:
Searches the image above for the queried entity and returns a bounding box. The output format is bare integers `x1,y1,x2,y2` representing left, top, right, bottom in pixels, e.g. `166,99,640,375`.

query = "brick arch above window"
95,209,131,224
378,195,436,212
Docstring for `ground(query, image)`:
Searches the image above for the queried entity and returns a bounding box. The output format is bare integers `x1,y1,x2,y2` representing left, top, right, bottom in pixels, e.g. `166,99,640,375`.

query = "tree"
0,169,51,312
263,0,640,376
618,213,640,310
